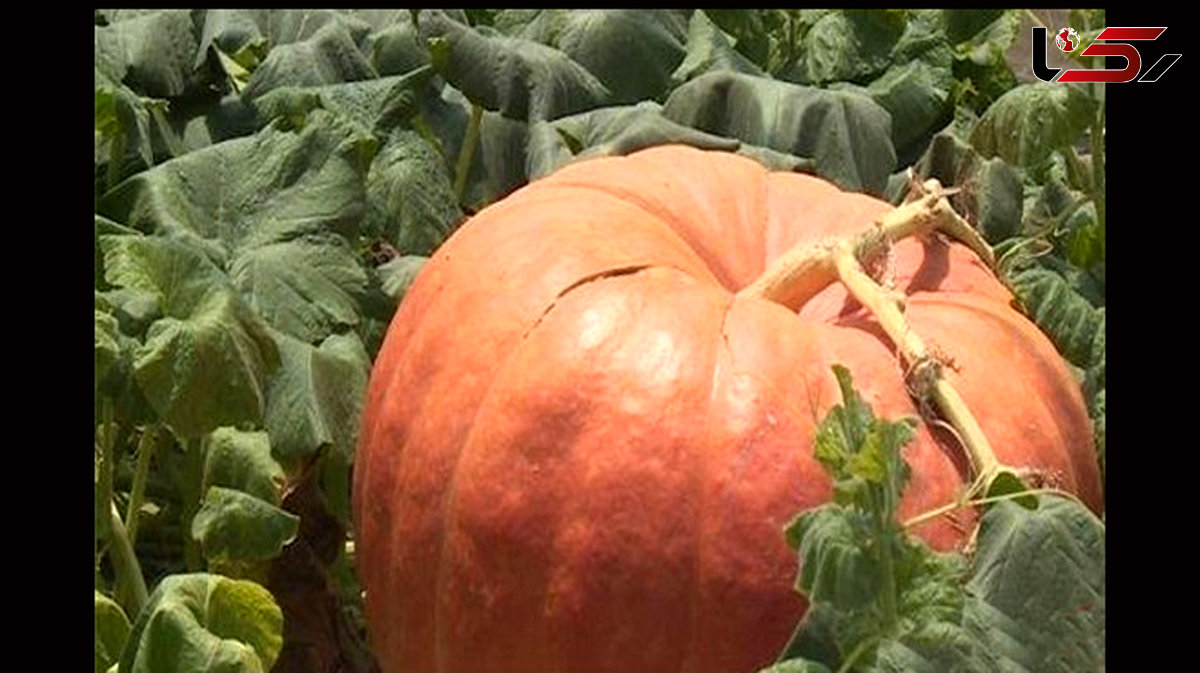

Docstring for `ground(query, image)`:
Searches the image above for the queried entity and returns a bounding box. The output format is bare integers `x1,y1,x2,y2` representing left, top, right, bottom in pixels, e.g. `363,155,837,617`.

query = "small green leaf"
192,487,300,563
264,330,371,467
203,428,286,505
118,573,284,673
983,470,1037,510
95,311,123,395
96,591,132,673
376,255,429,304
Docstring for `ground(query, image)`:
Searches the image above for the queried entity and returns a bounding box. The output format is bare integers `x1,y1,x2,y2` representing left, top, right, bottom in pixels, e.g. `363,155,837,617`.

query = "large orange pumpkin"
352,145,1102,673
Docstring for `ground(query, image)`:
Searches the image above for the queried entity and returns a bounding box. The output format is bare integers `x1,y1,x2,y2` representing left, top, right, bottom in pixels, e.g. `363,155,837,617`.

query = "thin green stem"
124,425,158,547
181,436,205,572
106,131,126,194
108,500,149,618
150,103,184,159
837,635,880,673
903,487,1090,530
453,101,483,207
98,400,116,540
877,520,899,634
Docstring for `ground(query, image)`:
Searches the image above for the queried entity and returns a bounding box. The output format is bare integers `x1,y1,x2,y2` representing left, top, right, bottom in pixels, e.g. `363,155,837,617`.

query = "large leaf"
238,14,377,102
792,10,909,85
969,83,1096,177
98,111,375,342
192,487,300,564
96,591,132,673
203,428,285,505
95,10,202,98
496,10,689,104
418,9,612,122
362,129,463,254
264,330,371,466
525,101,740,179
230,233,371,343
771,368,1104,673
662,71,895,195
671,9,767,87
859,58,954,162
95,69,157,184
1005,265,1105,369
964,498,1105,672
118,573,284,673
100,235,279,438
365,15,430,76
252,67,435,138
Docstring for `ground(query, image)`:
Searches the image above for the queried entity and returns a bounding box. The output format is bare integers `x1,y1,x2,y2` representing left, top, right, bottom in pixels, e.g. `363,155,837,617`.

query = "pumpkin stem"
829,241,1002,492
739,182,1010,496
737,185,993,311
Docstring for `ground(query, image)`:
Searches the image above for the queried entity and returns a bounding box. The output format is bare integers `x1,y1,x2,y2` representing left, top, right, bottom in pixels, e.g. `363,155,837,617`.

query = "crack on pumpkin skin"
521,264,663,341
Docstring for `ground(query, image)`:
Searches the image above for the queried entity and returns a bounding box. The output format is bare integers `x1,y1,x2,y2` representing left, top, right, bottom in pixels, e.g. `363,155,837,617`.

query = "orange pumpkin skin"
352,145,1102,673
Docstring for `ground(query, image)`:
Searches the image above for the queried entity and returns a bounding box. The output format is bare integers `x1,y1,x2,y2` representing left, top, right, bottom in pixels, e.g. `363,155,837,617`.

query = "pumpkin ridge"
683,293,737,670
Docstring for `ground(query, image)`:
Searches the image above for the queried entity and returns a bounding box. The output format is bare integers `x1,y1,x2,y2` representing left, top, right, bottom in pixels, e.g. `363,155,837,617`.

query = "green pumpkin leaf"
365,14,431,76
417,9,612,122
662,71,896,195
192,487,300,563
202,428,285,505
95,69,156,185
118,573,284,673
230,233,372,344
252,67,435,138
376,255,429,304
526,101,740,179
496,10,689,104
671,9,767,87
98,111,375,343
964,498,1105,672
264,330,371,466
860,57,954,162
795,10,909,85
1005,265,1105,369
969,83,1096,178
240,16,378,102
100,235,280,437
363,129,463,255
96,591,132,673
94,10,200,98
95,311,123,395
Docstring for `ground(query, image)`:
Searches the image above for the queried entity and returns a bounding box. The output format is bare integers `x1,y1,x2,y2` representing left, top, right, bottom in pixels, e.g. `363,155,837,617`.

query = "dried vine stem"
738,184,994,311
740,182,1004,492
833,247,1000,492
